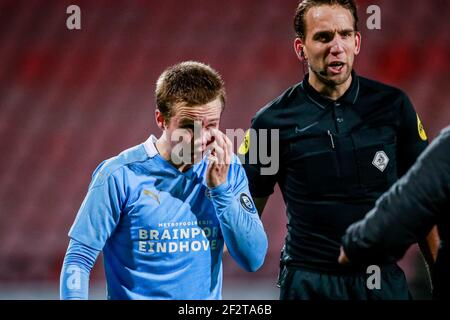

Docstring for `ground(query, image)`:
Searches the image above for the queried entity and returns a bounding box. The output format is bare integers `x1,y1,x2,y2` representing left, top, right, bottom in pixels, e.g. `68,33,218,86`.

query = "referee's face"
298,5,361,88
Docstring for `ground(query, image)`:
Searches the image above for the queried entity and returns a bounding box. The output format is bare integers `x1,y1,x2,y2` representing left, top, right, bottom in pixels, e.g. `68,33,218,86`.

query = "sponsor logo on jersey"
138,220,221,254
143,189,160,205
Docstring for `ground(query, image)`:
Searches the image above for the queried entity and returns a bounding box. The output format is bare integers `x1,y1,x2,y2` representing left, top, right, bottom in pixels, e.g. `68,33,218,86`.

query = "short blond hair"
155,61,226,120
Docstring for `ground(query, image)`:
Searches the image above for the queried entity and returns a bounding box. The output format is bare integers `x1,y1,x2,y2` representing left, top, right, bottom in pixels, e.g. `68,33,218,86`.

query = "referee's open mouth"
327,61,345,74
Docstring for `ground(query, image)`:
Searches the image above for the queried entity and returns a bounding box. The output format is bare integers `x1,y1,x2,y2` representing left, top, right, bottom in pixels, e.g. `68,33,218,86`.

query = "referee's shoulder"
357,74,408,100
252,83,301,129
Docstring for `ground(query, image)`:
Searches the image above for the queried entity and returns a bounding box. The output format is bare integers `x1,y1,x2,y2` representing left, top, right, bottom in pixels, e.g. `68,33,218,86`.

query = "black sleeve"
239,115,280,198
342,126,450,265
396,93,429,177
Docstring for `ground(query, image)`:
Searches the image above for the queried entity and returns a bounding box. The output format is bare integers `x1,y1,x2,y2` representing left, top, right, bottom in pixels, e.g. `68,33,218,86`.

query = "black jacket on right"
342,125,450,298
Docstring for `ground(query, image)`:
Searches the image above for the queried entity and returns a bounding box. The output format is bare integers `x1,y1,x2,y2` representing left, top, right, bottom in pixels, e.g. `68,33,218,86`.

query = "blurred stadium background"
0,0,449,299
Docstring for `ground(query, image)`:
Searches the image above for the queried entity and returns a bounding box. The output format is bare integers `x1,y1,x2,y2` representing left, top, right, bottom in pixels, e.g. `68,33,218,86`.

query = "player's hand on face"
206,129,233,188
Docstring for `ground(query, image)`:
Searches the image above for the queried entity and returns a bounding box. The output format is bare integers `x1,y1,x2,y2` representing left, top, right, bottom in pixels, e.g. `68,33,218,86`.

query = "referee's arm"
253,197,269,217
396,94,439,268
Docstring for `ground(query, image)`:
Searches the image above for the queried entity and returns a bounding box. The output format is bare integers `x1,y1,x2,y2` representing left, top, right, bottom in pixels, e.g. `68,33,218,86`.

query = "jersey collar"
301,70,360,109
143,135,159,158
142,135,199,178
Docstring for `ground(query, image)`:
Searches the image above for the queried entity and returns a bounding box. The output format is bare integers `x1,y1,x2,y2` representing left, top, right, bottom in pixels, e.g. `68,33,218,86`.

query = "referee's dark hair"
155,61,226,122
294,0,359,40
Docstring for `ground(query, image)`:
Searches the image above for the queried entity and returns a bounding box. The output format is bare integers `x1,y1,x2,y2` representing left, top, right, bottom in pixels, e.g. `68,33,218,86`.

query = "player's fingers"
199,128,213,152
222,133,233,165
214,131,230,165
204,139,217,157
215,129,225,144
207,153,218,173
214,142,225,165
206,140,220,160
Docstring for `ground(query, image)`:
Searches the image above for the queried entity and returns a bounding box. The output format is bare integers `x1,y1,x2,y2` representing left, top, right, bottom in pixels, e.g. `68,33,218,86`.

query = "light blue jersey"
62,135,267,299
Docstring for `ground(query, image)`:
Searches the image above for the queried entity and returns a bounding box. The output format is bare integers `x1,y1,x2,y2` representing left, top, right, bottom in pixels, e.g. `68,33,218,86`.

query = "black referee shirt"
342,126,450,297
241,71,428,273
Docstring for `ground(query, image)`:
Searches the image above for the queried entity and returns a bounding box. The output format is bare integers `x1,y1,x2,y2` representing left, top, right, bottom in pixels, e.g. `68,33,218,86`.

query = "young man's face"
301,5,361,86
163,97,222,164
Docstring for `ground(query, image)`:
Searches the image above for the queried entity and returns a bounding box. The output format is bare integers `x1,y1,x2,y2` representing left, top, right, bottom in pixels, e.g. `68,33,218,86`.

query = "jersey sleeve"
342,127,450,265
60,239,100,300
68,163,125,251
209,155,268,272
396,93,429,176
239,115,280,198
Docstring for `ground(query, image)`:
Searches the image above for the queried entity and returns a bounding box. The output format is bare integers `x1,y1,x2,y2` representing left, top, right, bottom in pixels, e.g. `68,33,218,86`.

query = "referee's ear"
354,31,362,56
294,37,306,61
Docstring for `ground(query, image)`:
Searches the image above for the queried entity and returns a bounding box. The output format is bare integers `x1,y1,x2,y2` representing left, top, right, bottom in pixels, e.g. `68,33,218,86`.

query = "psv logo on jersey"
372,151,389,172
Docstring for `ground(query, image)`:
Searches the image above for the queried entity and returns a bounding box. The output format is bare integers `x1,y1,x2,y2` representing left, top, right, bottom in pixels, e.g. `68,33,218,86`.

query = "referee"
241,0,438,299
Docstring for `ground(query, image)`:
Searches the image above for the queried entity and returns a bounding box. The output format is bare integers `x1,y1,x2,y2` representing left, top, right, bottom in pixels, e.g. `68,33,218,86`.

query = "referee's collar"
143,135,159,158
301,70,360,109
